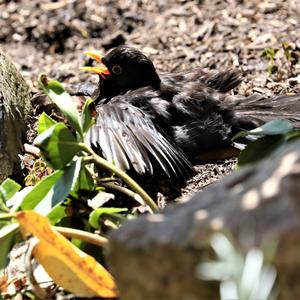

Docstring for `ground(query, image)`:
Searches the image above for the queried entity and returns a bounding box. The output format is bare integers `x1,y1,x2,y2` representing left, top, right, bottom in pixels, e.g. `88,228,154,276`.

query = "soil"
1,0,300,195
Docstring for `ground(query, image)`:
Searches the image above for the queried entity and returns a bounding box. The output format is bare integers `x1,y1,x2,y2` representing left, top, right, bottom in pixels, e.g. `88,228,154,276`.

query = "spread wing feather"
86,103,193,178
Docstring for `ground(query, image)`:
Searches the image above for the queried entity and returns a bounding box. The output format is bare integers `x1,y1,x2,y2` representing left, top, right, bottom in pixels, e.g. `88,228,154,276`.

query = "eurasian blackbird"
80,45,300,185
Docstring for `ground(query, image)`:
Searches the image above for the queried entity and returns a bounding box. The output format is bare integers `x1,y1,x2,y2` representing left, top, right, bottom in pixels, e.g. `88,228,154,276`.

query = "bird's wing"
160,68,243,94
227,93,300,128
86,102,193,178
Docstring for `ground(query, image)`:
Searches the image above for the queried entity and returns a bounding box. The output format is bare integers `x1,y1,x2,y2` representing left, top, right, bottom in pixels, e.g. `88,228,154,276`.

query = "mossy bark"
0,49,31,182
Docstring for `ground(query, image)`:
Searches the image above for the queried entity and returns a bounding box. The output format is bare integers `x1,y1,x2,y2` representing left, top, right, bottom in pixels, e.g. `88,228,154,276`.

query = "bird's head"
82,46,161,99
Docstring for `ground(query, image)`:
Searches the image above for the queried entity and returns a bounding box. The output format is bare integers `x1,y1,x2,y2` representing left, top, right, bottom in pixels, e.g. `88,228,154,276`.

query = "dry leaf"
16,211,118,298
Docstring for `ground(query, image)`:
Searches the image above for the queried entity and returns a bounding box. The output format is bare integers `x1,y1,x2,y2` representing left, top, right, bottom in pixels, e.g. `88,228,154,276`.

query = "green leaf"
34,123,82,169
267,64,278,75
286,129,300,141
249,119,294,136
238,135,286,166
89,207,128,229
21,170,63,210
37,112,57,134
47,204,67,225
0,223,19,270
39,74,83,138
0,179,21,211
81,98,96,134
77,165,94,191
232,119,294,141
34,160,81,217
21,161,80,222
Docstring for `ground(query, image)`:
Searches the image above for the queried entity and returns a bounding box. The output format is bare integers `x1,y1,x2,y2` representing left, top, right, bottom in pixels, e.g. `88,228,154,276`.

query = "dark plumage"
81,45,300,186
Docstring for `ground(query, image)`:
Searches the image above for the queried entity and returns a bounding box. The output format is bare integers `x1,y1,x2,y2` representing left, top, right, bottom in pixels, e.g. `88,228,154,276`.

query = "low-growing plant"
262,42,300,78
198,232,278,300
0,74,159,298
232,119,300,166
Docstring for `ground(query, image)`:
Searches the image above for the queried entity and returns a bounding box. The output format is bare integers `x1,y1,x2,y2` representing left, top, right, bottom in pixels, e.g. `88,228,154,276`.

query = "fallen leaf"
16,211,118,298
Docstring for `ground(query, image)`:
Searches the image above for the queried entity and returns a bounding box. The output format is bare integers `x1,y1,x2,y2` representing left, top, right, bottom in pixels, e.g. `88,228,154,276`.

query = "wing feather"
86,102,193,178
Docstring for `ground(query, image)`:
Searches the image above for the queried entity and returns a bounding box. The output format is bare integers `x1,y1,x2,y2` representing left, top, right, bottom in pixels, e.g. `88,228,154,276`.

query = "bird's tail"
225,93,300,129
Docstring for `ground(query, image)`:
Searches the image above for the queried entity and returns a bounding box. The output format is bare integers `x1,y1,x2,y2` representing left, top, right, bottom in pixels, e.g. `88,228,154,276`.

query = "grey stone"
0,49,31,182
108,140,300,299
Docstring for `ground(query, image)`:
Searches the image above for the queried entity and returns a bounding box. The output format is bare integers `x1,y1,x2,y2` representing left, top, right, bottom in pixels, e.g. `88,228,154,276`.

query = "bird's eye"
112,65,122,75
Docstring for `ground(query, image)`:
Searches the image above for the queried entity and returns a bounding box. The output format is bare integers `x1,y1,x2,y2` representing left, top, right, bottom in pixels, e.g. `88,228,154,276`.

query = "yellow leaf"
16,211,118,298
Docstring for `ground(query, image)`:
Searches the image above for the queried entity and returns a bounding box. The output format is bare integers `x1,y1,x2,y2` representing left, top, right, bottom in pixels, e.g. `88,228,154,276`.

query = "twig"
101,182,146,207
79,143,158,212
54,226,108,247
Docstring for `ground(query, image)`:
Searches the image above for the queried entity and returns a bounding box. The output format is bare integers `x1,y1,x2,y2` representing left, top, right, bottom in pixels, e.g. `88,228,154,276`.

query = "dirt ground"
1,0,300,196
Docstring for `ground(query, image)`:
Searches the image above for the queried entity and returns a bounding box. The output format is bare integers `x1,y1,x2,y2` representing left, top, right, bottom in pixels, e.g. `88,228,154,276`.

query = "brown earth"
1,0,300,195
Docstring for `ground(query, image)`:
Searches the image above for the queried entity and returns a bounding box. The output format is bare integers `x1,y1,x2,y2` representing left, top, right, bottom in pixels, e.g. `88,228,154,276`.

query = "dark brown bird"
80,45,300,185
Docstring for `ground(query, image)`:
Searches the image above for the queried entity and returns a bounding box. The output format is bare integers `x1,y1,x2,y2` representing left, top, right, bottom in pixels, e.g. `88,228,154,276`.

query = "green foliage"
198,232,277,300
0,178,21,212
262,42,300,77
37,112,57,134
39,74,84,138
233,119,300,166
0,74,157,273
0,223,20,270
261,48,279,61
34,123,82,169
89,208,128,229
261,47,279,75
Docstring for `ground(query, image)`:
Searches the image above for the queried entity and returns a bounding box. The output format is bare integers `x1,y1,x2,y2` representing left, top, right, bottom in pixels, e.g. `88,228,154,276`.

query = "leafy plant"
0,74,159,297
198,232,277,300
261,47,279,75
262,42,300,77
232,119,300,166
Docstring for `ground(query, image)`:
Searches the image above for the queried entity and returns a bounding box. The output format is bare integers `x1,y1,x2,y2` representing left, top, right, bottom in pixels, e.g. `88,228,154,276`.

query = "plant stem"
80,143,158,212
54,226,108,247
101,182,145,206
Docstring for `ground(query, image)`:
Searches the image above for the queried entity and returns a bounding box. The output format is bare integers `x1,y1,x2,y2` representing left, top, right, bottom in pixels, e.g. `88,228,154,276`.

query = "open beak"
81,50,110,79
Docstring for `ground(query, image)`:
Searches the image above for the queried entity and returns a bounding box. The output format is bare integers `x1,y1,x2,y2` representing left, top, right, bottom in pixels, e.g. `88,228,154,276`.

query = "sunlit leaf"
81,98,96,134
87,191,115,209
16,211,118,297
39,74,83,138
6,187,33,212
21,161,80,224
21,170,63,211
249,119,293,136
240,248,263,299
232,119,294,141
34,123,82,169
37,112,57,134
238,135,286,166
0,179,21,212
89,207,127,229
73,158,94,192
34,161,80,218
0,223,19,270
0,179,21,201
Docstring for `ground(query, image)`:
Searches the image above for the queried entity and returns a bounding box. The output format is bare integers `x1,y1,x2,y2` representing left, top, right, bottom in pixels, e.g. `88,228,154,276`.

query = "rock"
108,140,300,299
0,49,31,182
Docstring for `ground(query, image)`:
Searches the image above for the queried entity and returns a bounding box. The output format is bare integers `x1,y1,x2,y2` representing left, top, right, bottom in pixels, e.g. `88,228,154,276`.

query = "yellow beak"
83,50,103,62
81,50,110,78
